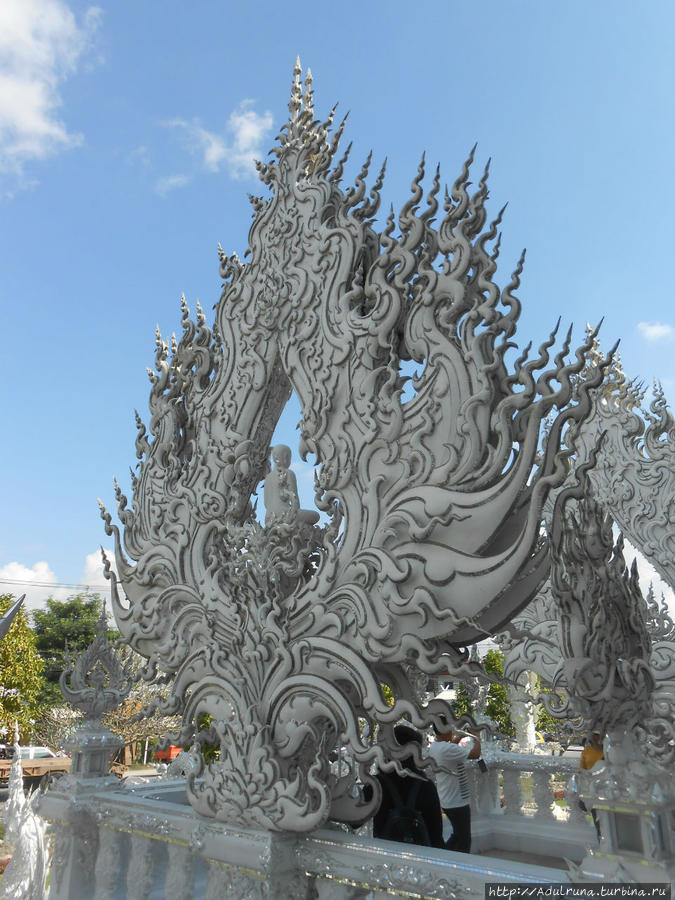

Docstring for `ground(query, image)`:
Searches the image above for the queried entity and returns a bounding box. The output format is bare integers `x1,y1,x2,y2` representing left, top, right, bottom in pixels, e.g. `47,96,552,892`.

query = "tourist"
579,730,604,772
427,723,481,853
579,729,604,838
368,725,444,849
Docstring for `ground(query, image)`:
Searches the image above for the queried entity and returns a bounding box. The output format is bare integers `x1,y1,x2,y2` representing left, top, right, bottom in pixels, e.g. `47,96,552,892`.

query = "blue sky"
1,0,673,612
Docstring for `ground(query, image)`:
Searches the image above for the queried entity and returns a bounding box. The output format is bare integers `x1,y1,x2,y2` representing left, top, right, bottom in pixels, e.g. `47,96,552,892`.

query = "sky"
0,0,673,616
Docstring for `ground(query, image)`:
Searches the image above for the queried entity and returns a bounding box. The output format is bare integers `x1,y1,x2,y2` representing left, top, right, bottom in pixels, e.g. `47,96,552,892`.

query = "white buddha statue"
264,444,320,528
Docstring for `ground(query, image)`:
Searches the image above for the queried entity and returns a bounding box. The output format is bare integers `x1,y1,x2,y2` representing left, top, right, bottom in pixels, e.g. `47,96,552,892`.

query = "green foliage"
451,682,473,720
482,649,515,738
32,593,118,708
0,595,46,740
380,683,395,708
196,713,219,763
533,675,562,735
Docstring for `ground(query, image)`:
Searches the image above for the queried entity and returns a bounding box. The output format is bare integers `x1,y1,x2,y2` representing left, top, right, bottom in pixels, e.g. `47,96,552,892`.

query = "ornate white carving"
542,466,654,736
573,350,675,591
501,360,674,696
59,605,132,723
3,723,25,847
55,605,130,789
0,790,48,900
100,60,611,832
0,726,49,900
0,596,24,641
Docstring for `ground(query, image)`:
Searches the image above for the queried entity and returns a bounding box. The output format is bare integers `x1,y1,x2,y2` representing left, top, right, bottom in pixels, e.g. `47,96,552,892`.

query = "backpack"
379,774,431,846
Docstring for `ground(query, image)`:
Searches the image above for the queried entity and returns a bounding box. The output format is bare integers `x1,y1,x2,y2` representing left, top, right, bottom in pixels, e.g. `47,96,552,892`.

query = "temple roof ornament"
500,356,675,759
543,461,655,737
100,61,612,831
0,595,24,641
573,337,675,591
59,605,132,723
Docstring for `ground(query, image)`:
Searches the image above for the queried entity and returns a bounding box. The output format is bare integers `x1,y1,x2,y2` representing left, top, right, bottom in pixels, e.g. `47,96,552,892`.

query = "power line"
0,578,110,590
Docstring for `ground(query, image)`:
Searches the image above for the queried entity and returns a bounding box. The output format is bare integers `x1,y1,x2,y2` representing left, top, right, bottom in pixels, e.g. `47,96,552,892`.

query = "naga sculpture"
541,461,655,737
100,61,610,832
500,349,675,756
572,343,675,591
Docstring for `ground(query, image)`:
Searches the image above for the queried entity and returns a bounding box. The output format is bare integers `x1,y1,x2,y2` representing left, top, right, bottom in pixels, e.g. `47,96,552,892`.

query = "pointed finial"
289,56,303,120
304,67,314,118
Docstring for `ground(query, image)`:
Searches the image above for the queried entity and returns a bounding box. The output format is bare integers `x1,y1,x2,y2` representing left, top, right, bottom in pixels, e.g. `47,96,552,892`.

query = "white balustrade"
126,834,156,900
36,751,598,899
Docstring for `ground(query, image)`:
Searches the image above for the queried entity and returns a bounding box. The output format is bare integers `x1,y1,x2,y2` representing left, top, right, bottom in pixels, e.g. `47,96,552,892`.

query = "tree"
32,593,117,708
102,654,181,765
483,649,515,739
0,595,45,740
533,674,567,738
32,647,182,765
451,682,473,721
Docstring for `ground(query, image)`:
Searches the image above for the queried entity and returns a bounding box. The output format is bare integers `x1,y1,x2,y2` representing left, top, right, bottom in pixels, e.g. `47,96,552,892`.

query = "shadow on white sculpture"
543,460,675,883
0,726,48,900
97,58,614,834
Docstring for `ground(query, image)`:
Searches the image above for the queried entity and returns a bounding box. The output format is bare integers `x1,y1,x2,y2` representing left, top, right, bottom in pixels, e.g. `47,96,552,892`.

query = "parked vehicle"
153,745,183,763
0,745,71,787
561,744,584,760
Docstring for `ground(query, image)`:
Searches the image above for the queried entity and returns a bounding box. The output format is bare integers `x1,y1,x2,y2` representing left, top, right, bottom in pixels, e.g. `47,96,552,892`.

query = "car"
18,746,59,759
561,744,584,760
0,745,71,787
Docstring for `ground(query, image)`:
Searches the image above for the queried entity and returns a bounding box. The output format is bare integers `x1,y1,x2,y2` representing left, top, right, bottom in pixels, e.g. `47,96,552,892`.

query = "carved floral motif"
100,60,611,832
542,463,654,737
59,605,132,722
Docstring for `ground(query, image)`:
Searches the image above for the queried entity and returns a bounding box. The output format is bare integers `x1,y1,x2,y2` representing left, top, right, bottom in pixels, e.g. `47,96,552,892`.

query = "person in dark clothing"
367,725,444,850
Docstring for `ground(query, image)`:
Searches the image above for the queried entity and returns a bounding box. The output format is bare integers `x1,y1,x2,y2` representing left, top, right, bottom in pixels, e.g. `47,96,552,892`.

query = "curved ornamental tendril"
99,60,612,832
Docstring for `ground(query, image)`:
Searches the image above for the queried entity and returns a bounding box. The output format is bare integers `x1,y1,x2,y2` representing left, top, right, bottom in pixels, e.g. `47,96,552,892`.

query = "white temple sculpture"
0,596,24,641
544,463,675,882
0,726,48,900
500,356,675,764
2,723,25,847
97,59,615,835
38,604,132,899
264,444,319,528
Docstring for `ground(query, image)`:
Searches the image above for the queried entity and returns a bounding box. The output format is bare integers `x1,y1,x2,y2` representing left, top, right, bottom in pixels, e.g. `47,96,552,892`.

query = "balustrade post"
483,765,501,814
94,826,127,900
531,769,555,821
164,843,196,900
566,789,589,827
126,834,156,900
46,804,100,900
500,765,523,815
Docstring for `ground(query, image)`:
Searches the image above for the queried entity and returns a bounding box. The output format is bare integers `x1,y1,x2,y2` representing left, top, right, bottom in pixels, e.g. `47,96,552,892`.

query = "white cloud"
0,560,68,613
80,548,117,589
637,321,674,342
0,0,101,187
163,100,274,183
126,144,150,169
154,172,190,196
0,549,116,616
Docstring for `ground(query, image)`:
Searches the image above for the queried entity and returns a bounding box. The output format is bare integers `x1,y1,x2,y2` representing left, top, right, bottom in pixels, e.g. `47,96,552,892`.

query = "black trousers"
443,804,471,853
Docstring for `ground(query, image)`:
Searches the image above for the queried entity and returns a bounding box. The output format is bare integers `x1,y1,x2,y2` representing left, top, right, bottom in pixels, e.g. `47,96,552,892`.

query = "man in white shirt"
427,725,481,853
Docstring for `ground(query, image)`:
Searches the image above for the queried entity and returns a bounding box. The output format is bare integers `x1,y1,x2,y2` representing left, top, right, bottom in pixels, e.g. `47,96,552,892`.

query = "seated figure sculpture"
264,444,320,528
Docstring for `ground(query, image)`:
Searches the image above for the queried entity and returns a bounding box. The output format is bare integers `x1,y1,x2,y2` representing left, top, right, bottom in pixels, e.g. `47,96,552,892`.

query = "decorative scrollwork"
542,462,655,737
100,60,610,832
59,605,132,722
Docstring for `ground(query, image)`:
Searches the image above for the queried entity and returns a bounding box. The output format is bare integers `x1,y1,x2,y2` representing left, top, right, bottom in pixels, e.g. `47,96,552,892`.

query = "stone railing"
38,779,576,900
36,750,596,899
469,748,594,861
